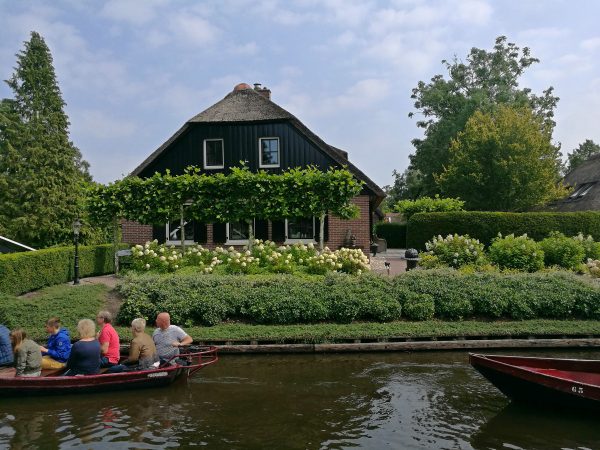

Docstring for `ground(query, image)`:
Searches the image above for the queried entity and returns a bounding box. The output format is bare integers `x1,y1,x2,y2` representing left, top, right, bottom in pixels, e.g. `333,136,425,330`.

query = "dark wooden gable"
138,120,340,177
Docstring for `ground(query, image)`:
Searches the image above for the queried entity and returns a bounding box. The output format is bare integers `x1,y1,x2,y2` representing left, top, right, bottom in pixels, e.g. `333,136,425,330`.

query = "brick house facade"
122,83,385,250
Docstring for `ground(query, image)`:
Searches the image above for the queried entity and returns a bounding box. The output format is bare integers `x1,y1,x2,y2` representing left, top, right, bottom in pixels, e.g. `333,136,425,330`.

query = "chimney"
253,82,271,100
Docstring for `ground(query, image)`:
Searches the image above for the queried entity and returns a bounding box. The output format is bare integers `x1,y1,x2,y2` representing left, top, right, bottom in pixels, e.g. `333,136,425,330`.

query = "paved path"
370,249,407,276
76,274,119,289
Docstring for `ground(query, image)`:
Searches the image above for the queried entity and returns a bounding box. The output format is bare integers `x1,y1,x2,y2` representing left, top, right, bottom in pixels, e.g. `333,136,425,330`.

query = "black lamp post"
73,218,81,285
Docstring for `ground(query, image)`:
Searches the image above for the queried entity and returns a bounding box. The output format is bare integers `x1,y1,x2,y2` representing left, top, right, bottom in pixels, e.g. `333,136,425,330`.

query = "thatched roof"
131,86,385,202
550,154,600,211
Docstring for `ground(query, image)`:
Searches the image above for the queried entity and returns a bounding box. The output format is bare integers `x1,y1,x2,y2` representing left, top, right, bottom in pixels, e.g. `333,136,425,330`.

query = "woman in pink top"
96,311,120,368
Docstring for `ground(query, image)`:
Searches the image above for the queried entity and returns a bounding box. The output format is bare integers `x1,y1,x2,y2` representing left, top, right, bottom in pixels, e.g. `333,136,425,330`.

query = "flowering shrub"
424,234,486,268
488,234,544,272
586,259,600,278
130,240,369,276
573,233,600,261
131,240,182,272
539,232,585,270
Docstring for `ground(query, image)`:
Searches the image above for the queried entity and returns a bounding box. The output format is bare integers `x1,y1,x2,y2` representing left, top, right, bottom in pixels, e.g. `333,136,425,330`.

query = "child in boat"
10,329,42,377
0,324,13,367
108,318,159,373
39,317,71,369
64,319,100,376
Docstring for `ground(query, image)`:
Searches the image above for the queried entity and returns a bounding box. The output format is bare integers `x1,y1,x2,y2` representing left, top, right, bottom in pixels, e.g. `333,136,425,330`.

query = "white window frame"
165,220,195,246
226,219,256,245
204,139,224,169
259,137,280,168
285,217,316,244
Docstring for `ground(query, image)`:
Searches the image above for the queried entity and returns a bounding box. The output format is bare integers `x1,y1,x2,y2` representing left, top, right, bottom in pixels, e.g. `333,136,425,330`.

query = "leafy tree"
394,195,464,221
436,106,566,211
565,139,600,174
381,168,425,210
408,36,559,196
0,32,91,248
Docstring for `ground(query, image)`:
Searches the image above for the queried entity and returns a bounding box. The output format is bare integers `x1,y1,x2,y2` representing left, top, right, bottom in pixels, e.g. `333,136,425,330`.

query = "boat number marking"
147,371,168,378
571,386,584,394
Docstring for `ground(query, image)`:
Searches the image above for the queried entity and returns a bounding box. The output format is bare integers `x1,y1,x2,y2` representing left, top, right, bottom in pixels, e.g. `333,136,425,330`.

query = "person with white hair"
109,318,159,373
64,319,101,376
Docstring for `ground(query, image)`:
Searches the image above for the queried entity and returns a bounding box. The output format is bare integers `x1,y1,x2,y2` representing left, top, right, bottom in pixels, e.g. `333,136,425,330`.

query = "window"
226,220,255,244
569,182,597,199
259,137,280,168
166,219,195,244
204,139,224,169
285,217,315,243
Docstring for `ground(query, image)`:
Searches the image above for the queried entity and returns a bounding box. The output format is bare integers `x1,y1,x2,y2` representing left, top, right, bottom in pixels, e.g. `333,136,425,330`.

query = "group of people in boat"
0,312,193,377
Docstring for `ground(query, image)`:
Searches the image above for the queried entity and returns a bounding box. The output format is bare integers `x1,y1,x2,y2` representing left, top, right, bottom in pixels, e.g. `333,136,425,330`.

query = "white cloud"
581,37,600,52
167,13,220,46
71,109,137,139
100,0,164,26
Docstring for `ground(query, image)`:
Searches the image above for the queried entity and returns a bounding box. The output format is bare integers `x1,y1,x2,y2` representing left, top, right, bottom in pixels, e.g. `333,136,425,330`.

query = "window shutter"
194,222,207,244
255,219,269,240
153,224,166,244
272,220,285,242
213,223,226,244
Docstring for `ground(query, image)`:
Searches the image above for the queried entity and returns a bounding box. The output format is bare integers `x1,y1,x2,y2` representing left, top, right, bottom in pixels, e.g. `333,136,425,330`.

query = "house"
0,235,36,254
550,154,600,211
122,83,385,251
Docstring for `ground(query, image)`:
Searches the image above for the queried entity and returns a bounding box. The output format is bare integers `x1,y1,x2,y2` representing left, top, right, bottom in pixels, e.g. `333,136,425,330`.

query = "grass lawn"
2,283,600,344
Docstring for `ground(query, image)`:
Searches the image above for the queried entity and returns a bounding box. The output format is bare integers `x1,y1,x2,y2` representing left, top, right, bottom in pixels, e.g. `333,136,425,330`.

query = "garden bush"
406,211,600,250
0,243,125,295
374,222,407,248
394,195,465,220
424,234,486,268
117,269,600,326
573,233,600,261
539,232,586,269
488,234,544,272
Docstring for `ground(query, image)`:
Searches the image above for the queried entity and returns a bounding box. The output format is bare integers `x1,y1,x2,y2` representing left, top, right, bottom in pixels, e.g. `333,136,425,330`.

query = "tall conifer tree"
0,31,90,247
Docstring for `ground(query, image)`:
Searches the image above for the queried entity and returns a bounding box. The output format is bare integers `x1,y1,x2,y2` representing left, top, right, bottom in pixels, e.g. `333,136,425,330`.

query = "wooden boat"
0,346,218,396
470,353,600,410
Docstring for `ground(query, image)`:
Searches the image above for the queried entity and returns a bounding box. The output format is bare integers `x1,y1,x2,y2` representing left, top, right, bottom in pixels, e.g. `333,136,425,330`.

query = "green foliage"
394,195,464,220
409,36,559,197
406,211,600,250
424,234,486,268
0,32,92,248
437,106,566,211
0,284,106,340
573,233,600,261
374,223,406,249
488,234,544,272
539,232,586,269
566,139,600,174
381,168,425,210
0,244,125,295
400,292,435,321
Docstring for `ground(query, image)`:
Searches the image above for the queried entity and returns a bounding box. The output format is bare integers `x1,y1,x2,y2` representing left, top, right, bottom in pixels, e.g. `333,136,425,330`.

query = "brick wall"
120,194,372,251
121,220,152,245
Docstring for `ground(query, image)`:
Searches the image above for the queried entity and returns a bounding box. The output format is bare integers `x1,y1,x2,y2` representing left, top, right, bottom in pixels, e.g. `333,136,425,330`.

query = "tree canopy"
0,31,91,248
407,36,559,197
436,105,566,211
565,139,600,174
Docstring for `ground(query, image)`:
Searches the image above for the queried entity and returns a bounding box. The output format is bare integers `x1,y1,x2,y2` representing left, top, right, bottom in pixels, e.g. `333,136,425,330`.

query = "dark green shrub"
0,244,124,295
406,211,600,250
374,222,407,248
401,292,435,321
488,234,544,272
539,232,586,269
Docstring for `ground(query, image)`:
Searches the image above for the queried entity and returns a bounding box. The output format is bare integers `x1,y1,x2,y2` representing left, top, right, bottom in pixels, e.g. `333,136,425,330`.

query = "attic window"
259,137,280,168
204,139,224,169
569,182,596,199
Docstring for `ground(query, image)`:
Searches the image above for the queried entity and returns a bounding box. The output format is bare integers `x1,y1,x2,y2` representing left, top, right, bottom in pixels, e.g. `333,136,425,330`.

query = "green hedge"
0,244,124,295
117,270,600,326
406,211,600,250
375,222,407,248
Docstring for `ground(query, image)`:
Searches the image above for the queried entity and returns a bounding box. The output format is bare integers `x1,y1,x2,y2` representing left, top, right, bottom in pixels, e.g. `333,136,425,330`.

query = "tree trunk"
319,212,326,251
247,219,254,251
180,204,186,254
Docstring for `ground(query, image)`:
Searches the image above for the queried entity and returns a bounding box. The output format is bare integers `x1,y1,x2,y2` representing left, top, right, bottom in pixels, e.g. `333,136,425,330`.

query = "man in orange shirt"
96,311,120,368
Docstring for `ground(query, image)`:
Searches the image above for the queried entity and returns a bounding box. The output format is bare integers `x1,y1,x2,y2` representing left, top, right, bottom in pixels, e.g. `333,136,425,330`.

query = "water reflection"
1,350,600,449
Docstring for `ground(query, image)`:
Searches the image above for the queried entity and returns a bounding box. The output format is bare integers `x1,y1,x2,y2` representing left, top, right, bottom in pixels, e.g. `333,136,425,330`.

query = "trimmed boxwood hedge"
0,244,124,295
375,222,407,248
116,270,600,326
406,211,600,250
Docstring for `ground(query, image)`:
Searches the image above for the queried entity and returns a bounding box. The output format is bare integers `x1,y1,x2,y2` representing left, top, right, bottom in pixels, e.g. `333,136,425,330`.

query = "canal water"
1,349,600,449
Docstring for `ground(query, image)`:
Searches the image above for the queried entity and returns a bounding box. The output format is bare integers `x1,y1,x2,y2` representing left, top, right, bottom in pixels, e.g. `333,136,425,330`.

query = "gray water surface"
1,350,600,449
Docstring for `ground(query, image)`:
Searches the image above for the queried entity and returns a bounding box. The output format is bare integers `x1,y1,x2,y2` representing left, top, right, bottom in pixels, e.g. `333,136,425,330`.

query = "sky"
1,0,600,189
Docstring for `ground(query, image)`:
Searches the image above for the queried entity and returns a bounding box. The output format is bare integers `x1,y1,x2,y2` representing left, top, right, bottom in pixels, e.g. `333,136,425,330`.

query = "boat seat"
42,368,64,377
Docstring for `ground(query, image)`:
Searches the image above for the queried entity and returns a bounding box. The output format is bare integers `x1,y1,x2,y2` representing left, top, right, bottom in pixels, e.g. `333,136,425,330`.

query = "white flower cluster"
424,234,485,268
586,258,600,278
